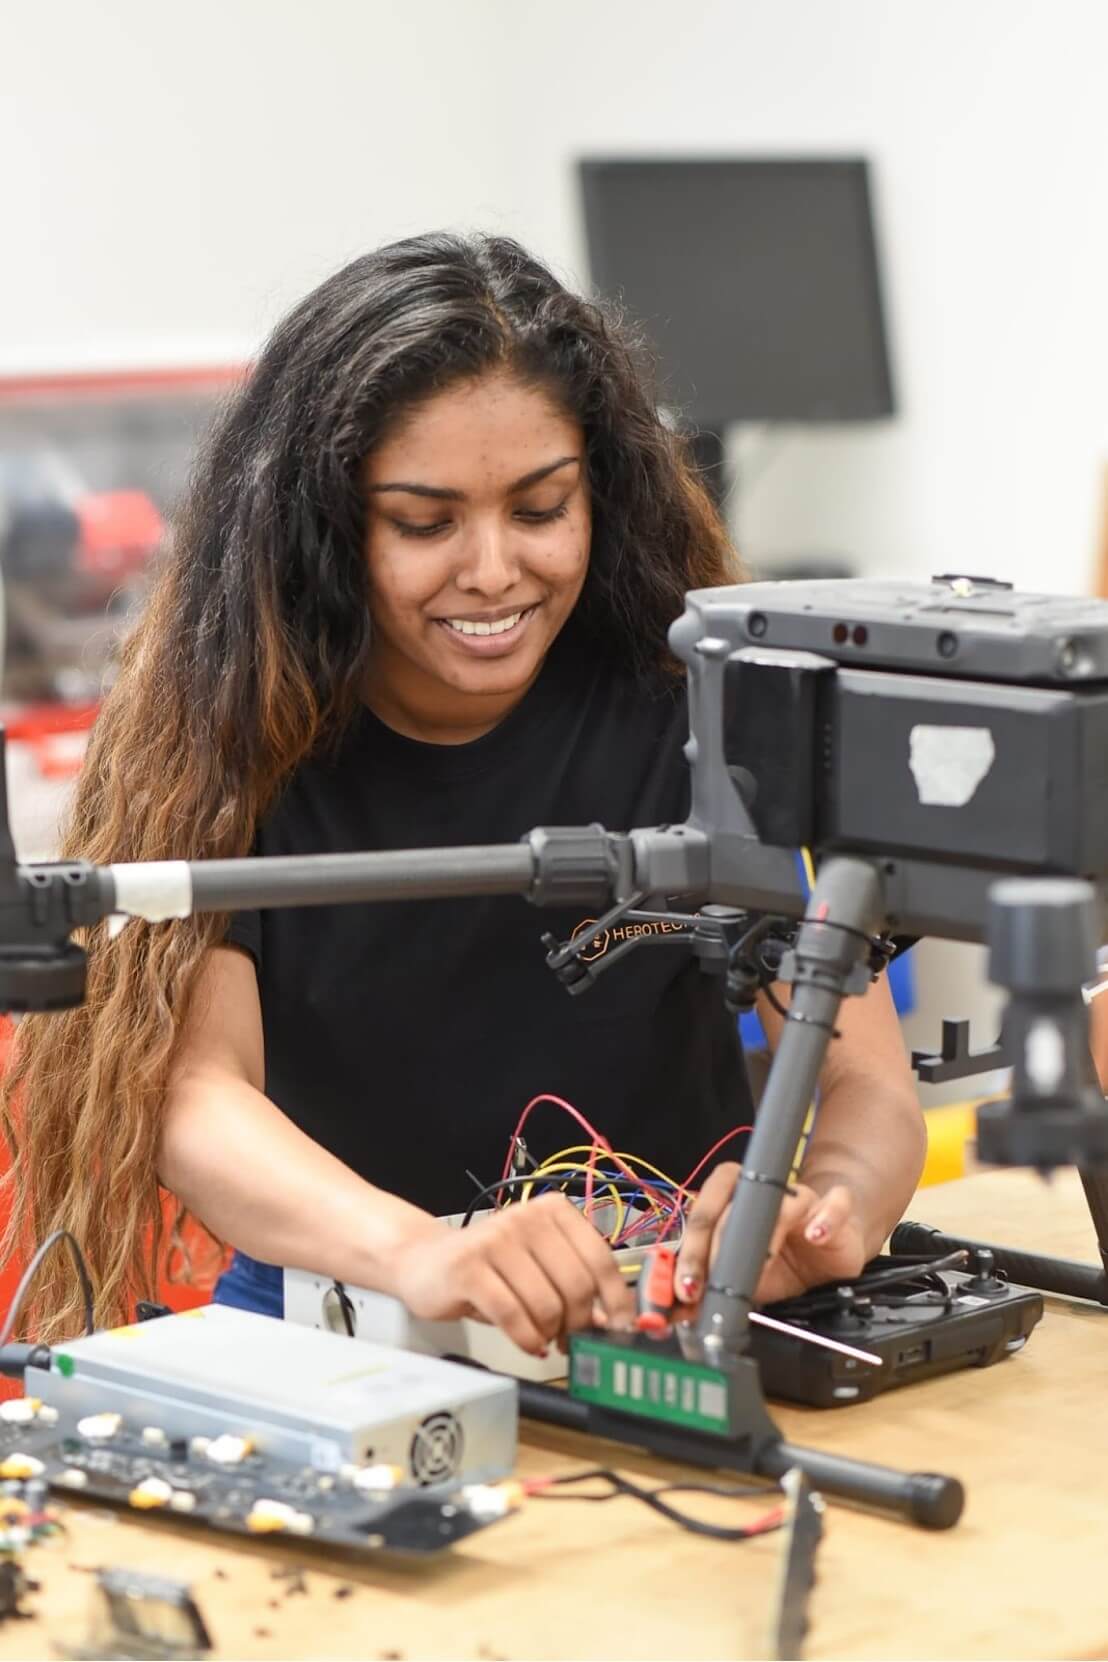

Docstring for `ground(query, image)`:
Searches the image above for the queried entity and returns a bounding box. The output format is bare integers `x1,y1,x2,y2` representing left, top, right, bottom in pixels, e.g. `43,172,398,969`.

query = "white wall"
0,0,517,369
475,0,1108,1066
5,0,1105,590
484,0,1108,597
4,0,1106,1059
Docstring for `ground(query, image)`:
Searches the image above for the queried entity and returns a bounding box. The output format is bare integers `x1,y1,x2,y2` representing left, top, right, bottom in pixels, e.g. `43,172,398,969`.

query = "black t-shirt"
227,626,753,1216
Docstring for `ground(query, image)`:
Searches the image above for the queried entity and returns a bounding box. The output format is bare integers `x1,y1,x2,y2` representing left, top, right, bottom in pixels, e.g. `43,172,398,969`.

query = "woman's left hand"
673,1160,869,1309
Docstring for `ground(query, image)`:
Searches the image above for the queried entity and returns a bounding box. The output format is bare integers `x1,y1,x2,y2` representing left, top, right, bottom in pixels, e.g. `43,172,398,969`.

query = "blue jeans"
211,1250,284,1318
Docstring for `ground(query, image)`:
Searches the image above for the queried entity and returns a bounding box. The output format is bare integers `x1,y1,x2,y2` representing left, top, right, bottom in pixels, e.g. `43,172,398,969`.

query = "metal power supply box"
27,1305,517,1485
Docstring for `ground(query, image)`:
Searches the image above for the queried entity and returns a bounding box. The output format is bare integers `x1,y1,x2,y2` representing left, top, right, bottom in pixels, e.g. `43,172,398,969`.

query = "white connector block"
283,1203,681,1382
282,1270,568,1382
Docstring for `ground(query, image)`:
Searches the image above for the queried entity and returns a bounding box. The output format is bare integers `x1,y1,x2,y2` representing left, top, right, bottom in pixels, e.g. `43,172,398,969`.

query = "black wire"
831,1249,967,1296
799,916,891,956
330,1281,356,1338
0,1229,95,1347
458,1174,650,1230
724,917,784,1009
531,1467,783,1541
742,916,894,1033
762,978,842,1039
763,1251,968,1321
761,982,791,1021
732,915,779,963
865,1292,954,1311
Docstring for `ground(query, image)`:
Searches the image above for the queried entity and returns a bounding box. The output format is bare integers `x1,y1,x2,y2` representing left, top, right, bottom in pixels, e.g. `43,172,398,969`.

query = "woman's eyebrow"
368,455,581,501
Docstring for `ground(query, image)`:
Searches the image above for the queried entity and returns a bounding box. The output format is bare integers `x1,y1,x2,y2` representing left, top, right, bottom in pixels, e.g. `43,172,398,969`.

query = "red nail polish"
680,1275,700,1296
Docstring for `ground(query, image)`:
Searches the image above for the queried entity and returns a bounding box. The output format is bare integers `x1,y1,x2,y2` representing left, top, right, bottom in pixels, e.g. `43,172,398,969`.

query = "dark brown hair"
2,232,740,1338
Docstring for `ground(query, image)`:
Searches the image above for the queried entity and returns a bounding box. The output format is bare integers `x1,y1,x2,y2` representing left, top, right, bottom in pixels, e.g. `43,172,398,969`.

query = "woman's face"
364,370,590,728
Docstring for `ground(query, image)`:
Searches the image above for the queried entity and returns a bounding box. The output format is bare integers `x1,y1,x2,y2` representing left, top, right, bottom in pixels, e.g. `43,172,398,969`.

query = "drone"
4,571,1108,1528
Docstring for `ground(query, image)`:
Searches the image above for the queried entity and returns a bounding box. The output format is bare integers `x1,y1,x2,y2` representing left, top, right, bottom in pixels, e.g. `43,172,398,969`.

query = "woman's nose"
455,524,522,596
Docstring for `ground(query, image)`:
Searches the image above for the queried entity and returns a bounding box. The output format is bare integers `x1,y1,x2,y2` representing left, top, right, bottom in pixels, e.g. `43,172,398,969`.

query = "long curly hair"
1,232,741,1339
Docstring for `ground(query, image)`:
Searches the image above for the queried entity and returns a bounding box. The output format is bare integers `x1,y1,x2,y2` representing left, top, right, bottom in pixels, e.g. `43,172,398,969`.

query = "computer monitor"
578,158,895,426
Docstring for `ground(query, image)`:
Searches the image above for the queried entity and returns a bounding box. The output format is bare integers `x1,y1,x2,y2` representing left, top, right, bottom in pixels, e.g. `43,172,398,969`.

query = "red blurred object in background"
74,489,164,588
2,700,99,779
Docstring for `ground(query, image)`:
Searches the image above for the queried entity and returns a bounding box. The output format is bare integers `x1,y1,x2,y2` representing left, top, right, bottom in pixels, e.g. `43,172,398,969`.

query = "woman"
2,234,926,1350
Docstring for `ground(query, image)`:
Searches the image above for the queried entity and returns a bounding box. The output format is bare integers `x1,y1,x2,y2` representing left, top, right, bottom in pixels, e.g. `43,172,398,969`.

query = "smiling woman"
2,232,926,1350
363,376,591,741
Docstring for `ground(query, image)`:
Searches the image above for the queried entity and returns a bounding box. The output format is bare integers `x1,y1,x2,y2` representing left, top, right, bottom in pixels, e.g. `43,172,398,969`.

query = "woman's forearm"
757,973,928,1258
160,1066,443,1291
799,1081,927,1256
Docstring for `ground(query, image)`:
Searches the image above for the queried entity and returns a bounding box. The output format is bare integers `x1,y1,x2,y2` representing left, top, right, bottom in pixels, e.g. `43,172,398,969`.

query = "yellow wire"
801,846,817,892
517,1160,627,1243
527,1151,671,1232
520,1143,689,1250
531,1141,608,1175
534,1143,691,1201
519,1148,599,1203
522,1161,626,1243
527,1146,687,1245
789,1101,817,1186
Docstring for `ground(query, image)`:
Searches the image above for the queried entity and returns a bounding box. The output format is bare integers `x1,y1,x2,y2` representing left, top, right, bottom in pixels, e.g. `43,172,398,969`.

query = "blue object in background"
738,947,916,1052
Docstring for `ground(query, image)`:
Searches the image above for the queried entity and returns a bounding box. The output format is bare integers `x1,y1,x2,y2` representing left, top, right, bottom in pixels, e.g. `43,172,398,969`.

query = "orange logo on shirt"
571,915,691,963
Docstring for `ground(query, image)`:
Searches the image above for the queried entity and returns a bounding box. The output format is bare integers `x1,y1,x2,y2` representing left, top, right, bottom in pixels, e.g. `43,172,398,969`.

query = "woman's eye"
515,502,570,525
388,501,569,536
390,519,451,539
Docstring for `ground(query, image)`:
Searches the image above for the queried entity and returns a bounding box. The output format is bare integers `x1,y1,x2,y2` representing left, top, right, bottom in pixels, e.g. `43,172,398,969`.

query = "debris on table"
57,1565,213,1661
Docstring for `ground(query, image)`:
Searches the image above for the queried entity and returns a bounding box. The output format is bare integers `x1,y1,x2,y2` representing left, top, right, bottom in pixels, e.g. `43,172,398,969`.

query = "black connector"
0,1342,52,1379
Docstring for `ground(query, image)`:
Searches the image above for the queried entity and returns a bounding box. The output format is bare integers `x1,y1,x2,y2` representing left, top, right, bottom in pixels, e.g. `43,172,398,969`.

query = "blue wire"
529,1170,684,1246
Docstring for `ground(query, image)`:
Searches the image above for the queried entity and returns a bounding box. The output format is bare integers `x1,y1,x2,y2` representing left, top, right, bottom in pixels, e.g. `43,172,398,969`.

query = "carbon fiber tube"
516,1381,964,1528
696,856,884,1351
757,1440,964,1529
891,1220,1108,1304
517,1379,589,1429
187,844,537,910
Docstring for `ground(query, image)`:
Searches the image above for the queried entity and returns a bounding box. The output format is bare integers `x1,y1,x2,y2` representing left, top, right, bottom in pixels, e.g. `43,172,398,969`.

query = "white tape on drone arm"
108,861,194,922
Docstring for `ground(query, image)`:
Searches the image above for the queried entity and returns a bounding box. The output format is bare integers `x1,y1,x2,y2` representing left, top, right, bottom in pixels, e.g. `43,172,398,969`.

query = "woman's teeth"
444,609,528,637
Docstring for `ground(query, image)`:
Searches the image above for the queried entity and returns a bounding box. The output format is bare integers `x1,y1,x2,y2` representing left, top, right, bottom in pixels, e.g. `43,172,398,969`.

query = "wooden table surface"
1,1168,1105,1662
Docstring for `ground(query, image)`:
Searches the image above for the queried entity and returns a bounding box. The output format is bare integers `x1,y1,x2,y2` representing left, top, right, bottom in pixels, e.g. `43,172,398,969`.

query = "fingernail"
806,1219,828,1243
679,1275,701,1299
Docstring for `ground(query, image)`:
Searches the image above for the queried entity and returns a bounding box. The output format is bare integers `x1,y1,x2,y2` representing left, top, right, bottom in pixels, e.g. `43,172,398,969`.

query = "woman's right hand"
391,1193,636,1356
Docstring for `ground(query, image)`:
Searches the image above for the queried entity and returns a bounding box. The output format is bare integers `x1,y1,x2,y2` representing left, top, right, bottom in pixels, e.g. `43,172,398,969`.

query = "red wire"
650,1122,754,1248
679,1124,754,1193
745,1504,786,1535
500,1094,606,1183
500,1097,752,1244
501,1094,676,1223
